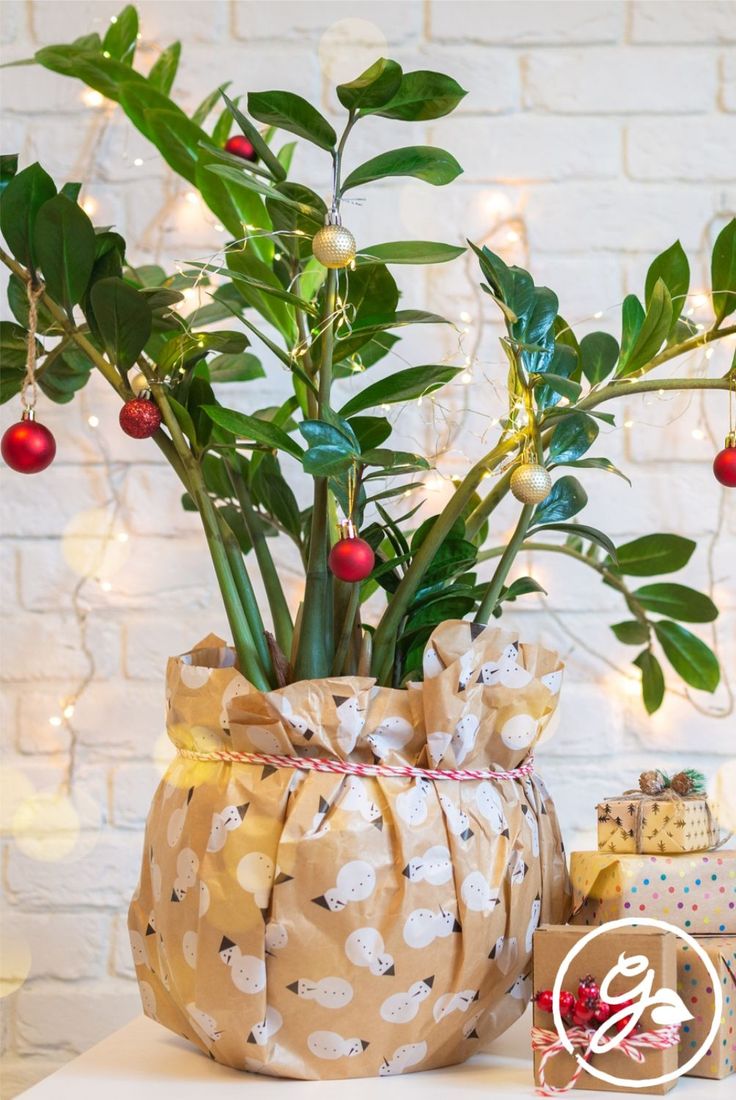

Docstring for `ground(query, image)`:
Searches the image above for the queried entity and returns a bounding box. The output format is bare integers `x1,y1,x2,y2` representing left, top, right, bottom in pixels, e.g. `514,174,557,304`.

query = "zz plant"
1,6,734,712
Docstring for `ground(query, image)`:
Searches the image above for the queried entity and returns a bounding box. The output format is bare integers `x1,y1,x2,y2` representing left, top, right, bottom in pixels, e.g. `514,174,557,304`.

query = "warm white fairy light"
506,229,519,243
185,191,199,205
426,475,445,493
691,428,705,440
62,704,75,720
87,414,99,428
133,157,143,167
82,89,104,108
459,311,471,324
48,716,63,728
99,580,112,592
117,532,129,543
692,292,708,308
82,197,97,216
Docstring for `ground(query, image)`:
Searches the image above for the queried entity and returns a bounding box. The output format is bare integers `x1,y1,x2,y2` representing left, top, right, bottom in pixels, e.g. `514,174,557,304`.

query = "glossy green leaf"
157,330,247,375
633,582,718,623
225,250,298,342
202,405,303,458
357,241,466,266
220,91,286,180
633,649,665,714
531,476,588,525
102,5,138,64
34,194,96,315
645,240,689,327
653,620,720,692
206,163,320,216
34,44,147,100
339,364,460,417
89,277,152,370
548,412,599,463
361,448,429,471
37,343,94,404
535,345,577,411
579,331,619,384
611,620,650,645
562,457,631,485
711,217,736,324
502,576,546,601
348,415,392,450
197,352,264,383
143,107,204,183
0,161,56,270
0,153,18,192
342,146,462,191
617,279,672,376
147,41,181,96
612,533,695,576
368,70,467,120
337,58,402,111
537,372,581,403
619,293,644,366
248,89,336,151
191,81,229,127
528,521,617,561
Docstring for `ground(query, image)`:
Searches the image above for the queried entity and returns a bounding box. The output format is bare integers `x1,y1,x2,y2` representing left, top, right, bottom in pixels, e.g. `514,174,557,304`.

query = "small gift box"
597,769,720,855
678,934,736,1079
569,850,736,935
532,924,679,1093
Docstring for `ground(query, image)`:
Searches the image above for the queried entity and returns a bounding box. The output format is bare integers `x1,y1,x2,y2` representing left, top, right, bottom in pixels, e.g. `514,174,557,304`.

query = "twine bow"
532,1023,681,1096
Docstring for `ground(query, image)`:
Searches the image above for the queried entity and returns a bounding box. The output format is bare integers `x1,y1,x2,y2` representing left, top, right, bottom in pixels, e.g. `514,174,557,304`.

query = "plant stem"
294,267,338,679
225,460,294,656
475,504,534,623
332,583,360,676
216,513,275,685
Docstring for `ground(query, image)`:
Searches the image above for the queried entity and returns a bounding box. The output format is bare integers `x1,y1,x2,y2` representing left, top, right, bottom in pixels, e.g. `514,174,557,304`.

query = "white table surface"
17,1010,730,1098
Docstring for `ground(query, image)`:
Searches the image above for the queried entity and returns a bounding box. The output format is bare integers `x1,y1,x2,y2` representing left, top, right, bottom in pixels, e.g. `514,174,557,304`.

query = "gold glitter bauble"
130,372,150,396
312,224,356,269
510,462,552,504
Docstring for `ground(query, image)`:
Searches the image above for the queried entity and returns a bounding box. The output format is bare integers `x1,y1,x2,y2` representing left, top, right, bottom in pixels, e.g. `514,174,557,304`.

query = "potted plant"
1,6,734,1079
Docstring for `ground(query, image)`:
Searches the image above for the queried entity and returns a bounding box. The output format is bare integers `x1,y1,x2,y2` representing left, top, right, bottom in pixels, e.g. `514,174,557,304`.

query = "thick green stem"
216,515,275,685
475,504,534,623
294,267,338,679
225,460,294,656
332,583,360,676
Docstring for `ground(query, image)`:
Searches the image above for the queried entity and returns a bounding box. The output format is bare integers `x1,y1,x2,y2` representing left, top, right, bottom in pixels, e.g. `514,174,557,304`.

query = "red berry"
536,989,554,1013
578,974,600,1000
225,135,257,163
119,397,161,439
713,444,736,488
572,998,595,1025
593,1001,612,1023
1,415,56,474
328,536,374,583
559,990,576,1018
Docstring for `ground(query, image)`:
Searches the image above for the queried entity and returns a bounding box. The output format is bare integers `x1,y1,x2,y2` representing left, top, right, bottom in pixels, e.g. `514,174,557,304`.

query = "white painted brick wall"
1,2,734,1096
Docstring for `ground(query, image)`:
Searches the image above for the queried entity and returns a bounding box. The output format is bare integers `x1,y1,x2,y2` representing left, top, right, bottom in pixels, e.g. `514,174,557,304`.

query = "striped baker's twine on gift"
176,746,535,782
531,1024,681,1095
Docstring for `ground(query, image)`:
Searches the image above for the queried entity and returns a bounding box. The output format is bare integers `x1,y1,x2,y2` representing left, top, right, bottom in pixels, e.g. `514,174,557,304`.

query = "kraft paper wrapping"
678,935,736,1079
569,850,736,934
533,925,678,1094
597,793,719,854
128,620,570,1079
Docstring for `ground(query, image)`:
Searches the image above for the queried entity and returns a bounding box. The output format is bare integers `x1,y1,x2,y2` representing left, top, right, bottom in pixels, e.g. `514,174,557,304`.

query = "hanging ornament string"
713,371,736,488
21,279,45,413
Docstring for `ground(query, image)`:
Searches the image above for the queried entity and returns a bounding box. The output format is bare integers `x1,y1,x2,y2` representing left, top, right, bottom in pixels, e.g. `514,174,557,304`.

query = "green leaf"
348,415,391,450
633,583,718,623
619,293,644,366
535,345,577,411
102,5,138,64
617,279,672,376
248,89,336,151
34,43,147,101
527,521,617,561
531,476,588,525
342,146,462,191
89,277,152,370
0,320,39,370
536,372,581,403
191,83,230,127
612,533,695,576
502,576,547,601
711,217,736,324
368,70,467,120
361,448,429,471
357,240,466,266
251,455,302,540
645,240,689,327
156,330,247,375
0,153,18,193
147,41,181,96
37,343,94,404
34,194,96,315
143,107,205,184
0,162,56,270
225,249,298,343
548,412,599,463
206,163,319,216
339,364,460,417
337,58,402,111
220,91,286,180
633,649,665,714
653,621,720,692
197,352,264,383
202,405,303,459
562,456,631,485
579,331,619,385
611,621,650,645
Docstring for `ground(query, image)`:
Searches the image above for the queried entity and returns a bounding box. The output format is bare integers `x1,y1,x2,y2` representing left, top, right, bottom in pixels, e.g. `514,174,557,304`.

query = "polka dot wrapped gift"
569,850,736,935
128,621,571,1080
677,935,736,1080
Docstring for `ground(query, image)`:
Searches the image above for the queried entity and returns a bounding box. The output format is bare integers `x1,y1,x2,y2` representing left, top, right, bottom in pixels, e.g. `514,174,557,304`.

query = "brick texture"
1,3,734,1098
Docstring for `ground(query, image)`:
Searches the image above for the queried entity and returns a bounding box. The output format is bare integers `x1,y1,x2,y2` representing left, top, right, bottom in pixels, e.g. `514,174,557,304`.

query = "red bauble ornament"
119,396,162,439
536,989,554,1014
713,433,736,487
559,990,576,1018
225,135,257,163
1,411,56,473
328,522,374,583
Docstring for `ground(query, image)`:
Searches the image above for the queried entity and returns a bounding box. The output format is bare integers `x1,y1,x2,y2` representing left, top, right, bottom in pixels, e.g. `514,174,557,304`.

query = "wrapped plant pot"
129,620,570,1079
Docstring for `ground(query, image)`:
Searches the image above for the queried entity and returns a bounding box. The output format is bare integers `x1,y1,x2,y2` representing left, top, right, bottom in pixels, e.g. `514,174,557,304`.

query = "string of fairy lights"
7,14,735,860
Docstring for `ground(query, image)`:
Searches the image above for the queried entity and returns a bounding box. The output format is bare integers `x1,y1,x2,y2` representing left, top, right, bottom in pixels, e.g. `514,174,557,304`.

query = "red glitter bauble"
119,397,162,439
1,415,56,473
328,536,374,583
225,135,257,162
713,443,736,487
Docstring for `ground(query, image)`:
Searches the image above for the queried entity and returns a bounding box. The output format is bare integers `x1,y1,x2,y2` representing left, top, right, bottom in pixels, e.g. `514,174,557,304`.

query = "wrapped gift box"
569,850,736,934
532,924,678,1093
597,793,719,855
678,934,736,1080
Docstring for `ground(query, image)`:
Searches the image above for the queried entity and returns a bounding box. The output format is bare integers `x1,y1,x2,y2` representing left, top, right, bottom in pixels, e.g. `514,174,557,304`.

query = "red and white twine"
531,1024,681,1095
176,746,535,782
